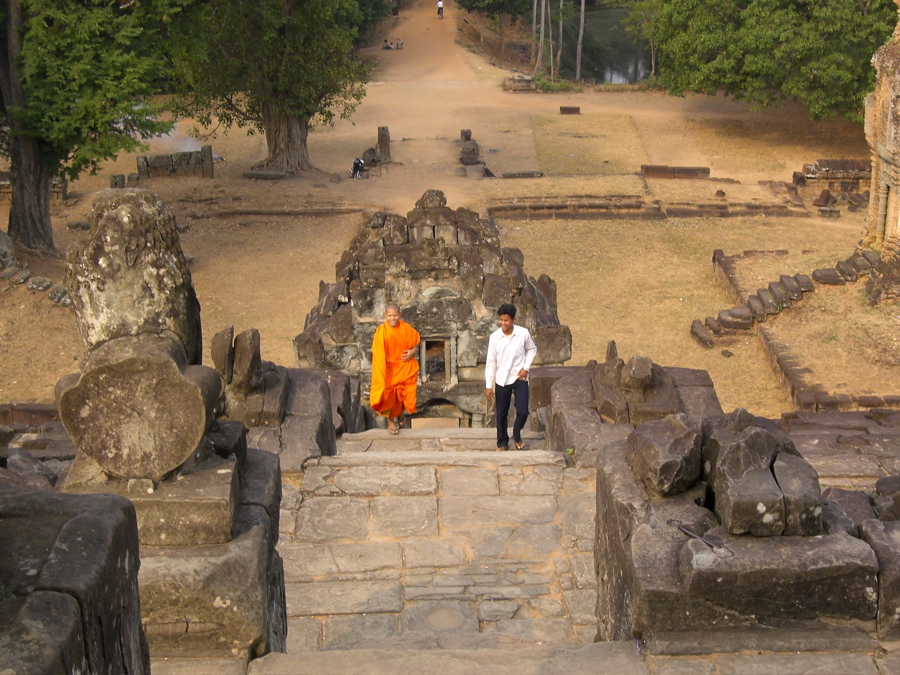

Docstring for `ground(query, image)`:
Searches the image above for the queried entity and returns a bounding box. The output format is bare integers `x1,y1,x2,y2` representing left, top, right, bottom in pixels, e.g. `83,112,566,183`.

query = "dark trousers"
494,379,529,448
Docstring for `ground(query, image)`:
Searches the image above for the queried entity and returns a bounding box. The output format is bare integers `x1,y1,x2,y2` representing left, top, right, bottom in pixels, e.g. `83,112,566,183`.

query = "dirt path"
0,1,886,419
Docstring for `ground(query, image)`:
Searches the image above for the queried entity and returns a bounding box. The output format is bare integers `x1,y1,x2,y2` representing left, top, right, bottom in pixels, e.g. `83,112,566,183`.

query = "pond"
553,6,650,84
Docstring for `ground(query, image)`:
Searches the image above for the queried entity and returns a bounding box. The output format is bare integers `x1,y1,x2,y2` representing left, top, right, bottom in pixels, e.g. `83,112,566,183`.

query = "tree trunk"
556,0,564,77
546,0,553,81
535,0,545,73
479,12,484,46
651,42,657,77
499,14,505,58
0,0,57,254
254,102,313,173
7,135,54,254
575,0,585,81
531,0,538,66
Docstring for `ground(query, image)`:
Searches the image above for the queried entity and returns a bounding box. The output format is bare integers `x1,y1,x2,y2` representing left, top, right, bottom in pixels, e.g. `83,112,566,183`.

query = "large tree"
652,0,896,120
0,0,176,254
170,0,371,174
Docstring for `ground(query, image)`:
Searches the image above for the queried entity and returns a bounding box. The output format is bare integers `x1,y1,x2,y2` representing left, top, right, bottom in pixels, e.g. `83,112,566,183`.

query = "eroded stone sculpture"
58,189,220,481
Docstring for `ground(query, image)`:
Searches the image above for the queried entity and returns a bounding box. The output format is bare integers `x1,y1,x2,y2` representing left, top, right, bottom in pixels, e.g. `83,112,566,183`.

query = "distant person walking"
437,0,443,18
485,303,536,451
370,303,420,435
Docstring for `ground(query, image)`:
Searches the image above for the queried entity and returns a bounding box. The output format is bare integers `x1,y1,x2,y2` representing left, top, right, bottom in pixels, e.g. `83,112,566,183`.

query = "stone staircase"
277,427,598,652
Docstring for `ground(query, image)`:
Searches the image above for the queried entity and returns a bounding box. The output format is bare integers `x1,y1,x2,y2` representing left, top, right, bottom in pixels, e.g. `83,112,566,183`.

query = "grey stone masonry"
279,428,596,650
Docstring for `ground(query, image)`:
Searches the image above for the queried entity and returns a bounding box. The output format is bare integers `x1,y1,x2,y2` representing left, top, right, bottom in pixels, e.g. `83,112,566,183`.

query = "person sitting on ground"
396,38,403,49
383,39,392,49
370,303,420,435
485,303,536,450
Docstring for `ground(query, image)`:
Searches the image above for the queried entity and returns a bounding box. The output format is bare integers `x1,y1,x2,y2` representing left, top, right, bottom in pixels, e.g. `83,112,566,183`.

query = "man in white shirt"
485,303,537,450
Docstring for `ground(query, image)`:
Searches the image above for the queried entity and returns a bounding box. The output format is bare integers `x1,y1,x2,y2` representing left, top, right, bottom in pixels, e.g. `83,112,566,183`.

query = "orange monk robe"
370,320,421,419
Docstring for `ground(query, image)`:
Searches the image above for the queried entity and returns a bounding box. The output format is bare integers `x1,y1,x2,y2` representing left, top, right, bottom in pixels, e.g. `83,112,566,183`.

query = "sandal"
515,440,525,450
387,419,400,435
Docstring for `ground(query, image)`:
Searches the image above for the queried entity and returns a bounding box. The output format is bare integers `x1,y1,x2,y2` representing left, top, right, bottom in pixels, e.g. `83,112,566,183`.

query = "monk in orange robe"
370,303,420,434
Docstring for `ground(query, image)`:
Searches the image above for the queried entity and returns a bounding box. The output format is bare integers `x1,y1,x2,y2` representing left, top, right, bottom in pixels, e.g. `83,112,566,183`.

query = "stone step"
317,449,564,468
248,642,647,675
302,450,573,498
338,428,545,454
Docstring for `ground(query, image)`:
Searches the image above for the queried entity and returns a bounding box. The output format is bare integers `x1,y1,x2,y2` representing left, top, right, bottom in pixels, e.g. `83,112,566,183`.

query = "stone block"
496,618,574,644
441,496,557,529
769,282,792,309
626,414,702,496
779,274,803,300
323,614,397,649
0,591,88,674
548,404,623,468
746,295,767,322
773,453,822,535
286,617,321,652
679,530,878,620
286,580,403,616
701,408,786,488
333,466,438,496
478,600,521,621
440,467,499,495
717,306,753,330
812,268,846,285
141,528,282,655
501,523,562,558
549,370,595,409
717,466,785,536
532,325,573,365
822,487,876,536
691,319,713,348
859,519,900,638
68,454,239,546
500,464,563,496
403,537,468,568
756,288,779,314
529,366,587,410
0,490,149,673
371,496,438,537
281,542,402,581
295,497,369,542
835,260,858,281
280,414,335,474
401,600,479,634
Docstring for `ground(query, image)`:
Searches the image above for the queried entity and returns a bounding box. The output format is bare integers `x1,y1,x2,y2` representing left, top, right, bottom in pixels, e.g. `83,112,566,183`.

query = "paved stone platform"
278,428,597,651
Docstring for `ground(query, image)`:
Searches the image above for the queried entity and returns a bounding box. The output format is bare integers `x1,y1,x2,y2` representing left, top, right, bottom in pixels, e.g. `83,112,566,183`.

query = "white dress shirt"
485,324,537,388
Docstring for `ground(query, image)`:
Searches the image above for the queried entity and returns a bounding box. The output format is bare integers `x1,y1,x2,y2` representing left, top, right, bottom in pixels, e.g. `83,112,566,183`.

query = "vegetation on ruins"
168,0,372,174
650,0,896,120
0,0,177,254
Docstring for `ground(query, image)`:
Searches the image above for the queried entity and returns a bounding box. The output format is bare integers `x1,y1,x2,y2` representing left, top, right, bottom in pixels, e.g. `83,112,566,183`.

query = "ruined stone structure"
294,190,572,427
0,490,150,674
541,352,900,647
864,5,900,301
52,188,285,659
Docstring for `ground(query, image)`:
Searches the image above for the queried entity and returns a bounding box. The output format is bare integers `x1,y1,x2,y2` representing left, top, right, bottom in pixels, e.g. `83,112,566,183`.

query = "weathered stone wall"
0,490,150,674
137,145,215,180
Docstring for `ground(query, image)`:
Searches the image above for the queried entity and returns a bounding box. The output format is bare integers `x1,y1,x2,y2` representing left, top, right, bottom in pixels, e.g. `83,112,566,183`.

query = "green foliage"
3,0,180,179
169,0,371,135
533,75,582,91
457,0,529,18
652,0,897,120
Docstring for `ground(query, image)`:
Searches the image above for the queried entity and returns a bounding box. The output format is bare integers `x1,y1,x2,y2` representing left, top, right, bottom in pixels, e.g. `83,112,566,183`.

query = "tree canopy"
651,0,897,120
169,0,372,173
0,0,180,253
